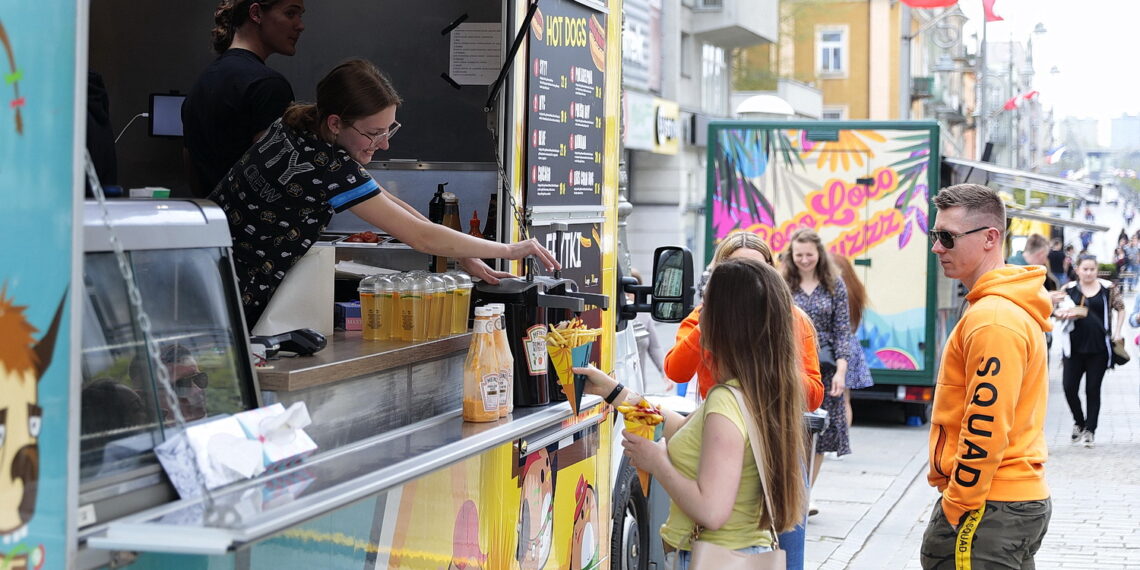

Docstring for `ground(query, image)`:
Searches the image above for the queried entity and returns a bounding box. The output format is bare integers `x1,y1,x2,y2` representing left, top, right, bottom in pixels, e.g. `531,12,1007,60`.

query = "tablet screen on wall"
149,93,186,137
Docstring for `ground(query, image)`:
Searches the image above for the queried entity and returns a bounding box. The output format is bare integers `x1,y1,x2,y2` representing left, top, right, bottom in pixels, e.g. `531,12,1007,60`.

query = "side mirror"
651,246,694,323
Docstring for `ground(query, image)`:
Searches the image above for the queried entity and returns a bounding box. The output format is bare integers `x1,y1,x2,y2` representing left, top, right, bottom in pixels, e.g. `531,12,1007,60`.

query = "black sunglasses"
175,371,208,390
928,226,991,249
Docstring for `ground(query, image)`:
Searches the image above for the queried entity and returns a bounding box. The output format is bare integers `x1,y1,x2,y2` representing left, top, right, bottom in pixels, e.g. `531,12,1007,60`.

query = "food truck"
706,120,947,421
0,1,689,568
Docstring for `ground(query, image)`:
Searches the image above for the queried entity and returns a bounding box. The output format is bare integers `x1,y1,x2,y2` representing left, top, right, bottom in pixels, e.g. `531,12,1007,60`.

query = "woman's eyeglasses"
349,121,401,146
928,226,990,249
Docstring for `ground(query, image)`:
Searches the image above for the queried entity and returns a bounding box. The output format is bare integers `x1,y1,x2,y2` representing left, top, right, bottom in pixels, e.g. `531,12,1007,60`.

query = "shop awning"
942,157,1100,204
1003,207,1109,232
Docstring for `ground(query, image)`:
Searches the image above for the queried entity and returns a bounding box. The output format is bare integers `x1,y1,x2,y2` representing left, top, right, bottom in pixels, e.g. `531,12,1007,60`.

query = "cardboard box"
334,300,362,331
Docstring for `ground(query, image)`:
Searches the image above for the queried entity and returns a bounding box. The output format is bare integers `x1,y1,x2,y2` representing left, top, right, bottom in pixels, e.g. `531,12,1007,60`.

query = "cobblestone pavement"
805,306,1140,569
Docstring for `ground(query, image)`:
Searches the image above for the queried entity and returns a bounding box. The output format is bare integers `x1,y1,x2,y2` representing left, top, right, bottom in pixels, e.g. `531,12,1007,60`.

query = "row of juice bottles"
357,270,474,342
463,305,516,423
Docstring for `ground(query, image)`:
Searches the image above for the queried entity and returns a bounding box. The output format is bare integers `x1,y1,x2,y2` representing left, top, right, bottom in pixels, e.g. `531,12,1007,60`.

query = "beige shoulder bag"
687,386,786,569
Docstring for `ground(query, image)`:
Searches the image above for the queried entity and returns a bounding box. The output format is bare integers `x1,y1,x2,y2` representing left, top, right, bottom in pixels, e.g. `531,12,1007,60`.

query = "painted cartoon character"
570,475,601,570
516,448,555,569
447,500,485,569
0,291,65,546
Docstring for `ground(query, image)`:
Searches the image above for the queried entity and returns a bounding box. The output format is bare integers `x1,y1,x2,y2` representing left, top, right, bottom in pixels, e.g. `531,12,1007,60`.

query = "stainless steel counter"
85,397,604,555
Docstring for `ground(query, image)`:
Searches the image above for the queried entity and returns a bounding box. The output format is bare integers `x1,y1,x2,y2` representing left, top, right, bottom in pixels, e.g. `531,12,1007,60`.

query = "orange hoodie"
928,266,1053,525
662,304,824,411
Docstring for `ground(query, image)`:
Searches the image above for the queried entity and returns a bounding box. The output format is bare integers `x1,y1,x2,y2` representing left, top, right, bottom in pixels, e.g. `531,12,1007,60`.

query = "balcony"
688,0,778,49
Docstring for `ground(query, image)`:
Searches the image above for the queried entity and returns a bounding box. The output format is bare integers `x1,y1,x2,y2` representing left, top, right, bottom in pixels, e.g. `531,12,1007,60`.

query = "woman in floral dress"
782,229,852,516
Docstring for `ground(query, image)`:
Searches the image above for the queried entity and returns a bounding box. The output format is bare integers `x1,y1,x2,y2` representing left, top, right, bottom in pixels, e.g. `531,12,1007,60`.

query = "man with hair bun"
183,0,306,198
921,184,1052,569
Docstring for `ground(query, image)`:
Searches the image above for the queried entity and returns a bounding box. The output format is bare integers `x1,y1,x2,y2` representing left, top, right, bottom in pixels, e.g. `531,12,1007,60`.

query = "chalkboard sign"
525,0,607,208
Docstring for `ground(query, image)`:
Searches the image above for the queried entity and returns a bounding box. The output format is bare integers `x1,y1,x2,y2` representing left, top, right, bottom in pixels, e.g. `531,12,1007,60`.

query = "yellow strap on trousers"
954,504,986,570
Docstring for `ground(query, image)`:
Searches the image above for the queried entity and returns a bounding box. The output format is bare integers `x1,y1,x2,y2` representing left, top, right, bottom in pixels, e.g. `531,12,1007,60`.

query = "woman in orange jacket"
663,231,824,411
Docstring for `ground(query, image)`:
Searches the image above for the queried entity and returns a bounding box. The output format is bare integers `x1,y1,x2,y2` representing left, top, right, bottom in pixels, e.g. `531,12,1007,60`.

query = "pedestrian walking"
1054,254,1125,448
1047,238,1069,286
781,228,852,516
921,184,1052,569
576,258,809,569
832,255,873,427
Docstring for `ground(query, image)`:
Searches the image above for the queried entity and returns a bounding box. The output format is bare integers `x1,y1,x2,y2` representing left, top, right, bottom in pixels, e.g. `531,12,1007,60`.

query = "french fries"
616,399,663,440
545,318,601,349
546,319,602,414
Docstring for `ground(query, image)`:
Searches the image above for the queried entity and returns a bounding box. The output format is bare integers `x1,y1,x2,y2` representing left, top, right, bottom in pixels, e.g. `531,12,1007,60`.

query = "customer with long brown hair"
832,255,874,426
782,228,852,516
576,258,807,568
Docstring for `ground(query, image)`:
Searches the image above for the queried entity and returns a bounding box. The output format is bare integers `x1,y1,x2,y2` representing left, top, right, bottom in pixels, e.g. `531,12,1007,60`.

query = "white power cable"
114,112,150,144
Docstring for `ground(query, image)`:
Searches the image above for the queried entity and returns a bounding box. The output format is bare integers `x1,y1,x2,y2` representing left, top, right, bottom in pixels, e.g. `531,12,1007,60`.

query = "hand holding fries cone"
616,399,663,493
546,318,601,413
616,399,663,440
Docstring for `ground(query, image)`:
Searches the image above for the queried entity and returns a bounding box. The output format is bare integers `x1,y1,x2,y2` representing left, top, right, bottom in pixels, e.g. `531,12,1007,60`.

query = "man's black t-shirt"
1047,249,1066,274
209,119,381,329
183,49,294,198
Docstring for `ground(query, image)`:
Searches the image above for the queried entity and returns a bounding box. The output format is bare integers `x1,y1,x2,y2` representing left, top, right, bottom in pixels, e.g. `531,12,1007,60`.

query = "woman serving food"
208,59,559,330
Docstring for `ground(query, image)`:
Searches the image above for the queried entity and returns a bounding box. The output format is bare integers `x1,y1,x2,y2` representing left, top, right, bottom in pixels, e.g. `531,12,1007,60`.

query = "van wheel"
611,459,649,570
903,402,931,425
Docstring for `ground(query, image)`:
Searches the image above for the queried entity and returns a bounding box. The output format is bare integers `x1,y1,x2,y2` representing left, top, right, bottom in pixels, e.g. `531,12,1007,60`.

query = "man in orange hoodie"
921,184,1052,569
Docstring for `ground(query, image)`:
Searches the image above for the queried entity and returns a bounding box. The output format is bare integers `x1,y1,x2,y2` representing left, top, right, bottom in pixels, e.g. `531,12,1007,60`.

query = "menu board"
526,0,607,208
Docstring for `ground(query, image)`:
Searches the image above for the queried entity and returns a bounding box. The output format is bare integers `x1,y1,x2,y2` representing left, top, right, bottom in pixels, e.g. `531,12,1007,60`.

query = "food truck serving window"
80,247,258,482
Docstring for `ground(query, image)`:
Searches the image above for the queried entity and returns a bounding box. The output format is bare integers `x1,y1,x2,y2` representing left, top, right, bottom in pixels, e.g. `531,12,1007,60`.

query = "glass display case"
78,200,260,527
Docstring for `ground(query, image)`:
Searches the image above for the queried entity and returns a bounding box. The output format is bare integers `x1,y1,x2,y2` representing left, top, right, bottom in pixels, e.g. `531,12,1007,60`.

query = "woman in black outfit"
1055,254,1124,448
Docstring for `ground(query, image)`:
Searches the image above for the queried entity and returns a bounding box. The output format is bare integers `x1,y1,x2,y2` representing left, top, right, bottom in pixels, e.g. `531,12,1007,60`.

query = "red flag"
1003,95,1018,111
901,0,958,7
982,0,1003,22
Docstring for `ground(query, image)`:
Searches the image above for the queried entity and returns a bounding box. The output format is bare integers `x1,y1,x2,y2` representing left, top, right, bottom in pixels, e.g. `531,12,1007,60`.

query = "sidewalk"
805,312,1140,569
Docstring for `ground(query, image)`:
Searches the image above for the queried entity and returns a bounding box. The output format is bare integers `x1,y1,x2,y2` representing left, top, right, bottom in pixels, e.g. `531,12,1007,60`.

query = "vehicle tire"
903,402,931,424
611,458,649,570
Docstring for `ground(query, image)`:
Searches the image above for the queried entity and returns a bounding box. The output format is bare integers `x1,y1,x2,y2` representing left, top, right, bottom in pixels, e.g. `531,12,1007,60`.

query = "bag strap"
727,385,782,547
689,385,783,548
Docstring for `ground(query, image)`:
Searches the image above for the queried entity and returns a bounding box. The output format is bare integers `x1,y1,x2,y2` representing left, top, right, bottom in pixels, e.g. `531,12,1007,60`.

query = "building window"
816,27,847,77
681,33,694,78
821,107,846,120
701,43,726,115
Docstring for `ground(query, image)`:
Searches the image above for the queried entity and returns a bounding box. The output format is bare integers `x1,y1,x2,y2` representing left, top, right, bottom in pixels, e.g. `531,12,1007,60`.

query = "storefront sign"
621,0,662,93
623,90,679,155
526,0,607,207
0,4,80,569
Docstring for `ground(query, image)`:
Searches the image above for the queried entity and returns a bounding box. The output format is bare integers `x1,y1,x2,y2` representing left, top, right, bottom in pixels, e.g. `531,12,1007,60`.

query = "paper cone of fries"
616,400,664,493
546,320,601,415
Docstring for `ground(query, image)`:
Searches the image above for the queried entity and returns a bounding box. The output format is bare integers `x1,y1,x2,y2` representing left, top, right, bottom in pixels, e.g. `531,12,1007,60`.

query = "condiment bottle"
448,271,474,334
469,210,483,238
425,274,446,339
462,307,500,423
359,275,382,341
487,303,514,417
437,193,462,272
482,194,497,242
